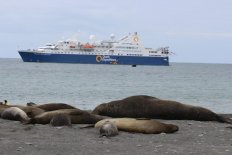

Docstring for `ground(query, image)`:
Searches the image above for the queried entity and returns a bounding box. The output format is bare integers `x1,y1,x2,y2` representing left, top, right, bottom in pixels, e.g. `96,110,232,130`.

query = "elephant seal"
98,121,119,137
0,104,23,117
1,107,30,122
35,103,76,111
28,109,107,124
50,114,72,127
92,95,232,123
95,118,179,134
20,106,45,118
0,105,44,118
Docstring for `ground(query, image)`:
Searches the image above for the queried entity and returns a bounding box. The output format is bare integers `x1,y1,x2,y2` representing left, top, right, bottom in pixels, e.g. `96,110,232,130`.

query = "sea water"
0,58,231,113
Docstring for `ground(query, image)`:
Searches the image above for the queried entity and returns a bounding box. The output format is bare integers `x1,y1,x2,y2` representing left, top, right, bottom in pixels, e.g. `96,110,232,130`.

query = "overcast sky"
0,0,232,64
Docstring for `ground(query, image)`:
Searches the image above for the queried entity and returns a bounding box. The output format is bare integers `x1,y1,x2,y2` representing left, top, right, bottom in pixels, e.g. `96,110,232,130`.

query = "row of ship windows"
95,46,112,48
149,51,169,54
52,52,126,56
149,55,161,56
127,54,143,56
162,51,169,54
119,50,141,52
149,51,158,53
116,46,139,49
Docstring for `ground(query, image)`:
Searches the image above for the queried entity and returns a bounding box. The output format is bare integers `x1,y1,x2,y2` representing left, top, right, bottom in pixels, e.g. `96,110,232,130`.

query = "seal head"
99,121,118,137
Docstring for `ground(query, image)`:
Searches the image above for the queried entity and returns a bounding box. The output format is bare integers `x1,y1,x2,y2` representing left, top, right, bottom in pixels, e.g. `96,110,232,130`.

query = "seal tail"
22,118,38,125
217,115,232,124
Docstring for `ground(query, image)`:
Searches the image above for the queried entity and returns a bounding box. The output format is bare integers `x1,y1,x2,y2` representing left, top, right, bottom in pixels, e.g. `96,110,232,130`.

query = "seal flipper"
217,114,232,124
21,118,32,125
79,124,95,129
221,117,232,124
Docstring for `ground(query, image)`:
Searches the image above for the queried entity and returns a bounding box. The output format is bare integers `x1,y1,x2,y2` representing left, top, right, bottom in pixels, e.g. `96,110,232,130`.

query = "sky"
0,0,232,64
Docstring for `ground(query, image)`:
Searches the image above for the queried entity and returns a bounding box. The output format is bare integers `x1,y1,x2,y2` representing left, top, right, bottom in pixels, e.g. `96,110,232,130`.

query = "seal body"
95,118,178,134
20,106,45,118
29,109,107,124
99,121,119,137
50,114,72,127
35,103,76,111
92,95,229,123
1,107,30,122
0,104,23,116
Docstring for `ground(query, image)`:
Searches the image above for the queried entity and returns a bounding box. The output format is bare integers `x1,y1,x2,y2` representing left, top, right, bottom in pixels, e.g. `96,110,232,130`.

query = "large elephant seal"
99,121,119,137
1,107,30,122
28,109,107,124
92,95,232,123
95,118,179,134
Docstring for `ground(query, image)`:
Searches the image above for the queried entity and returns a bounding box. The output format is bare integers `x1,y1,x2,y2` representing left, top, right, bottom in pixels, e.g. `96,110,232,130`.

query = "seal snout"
165,124,179,133
99,121,119,137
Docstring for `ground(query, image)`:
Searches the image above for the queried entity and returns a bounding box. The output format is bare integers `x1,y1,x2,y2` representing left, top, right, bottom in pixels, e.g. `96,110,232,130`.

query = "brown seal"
28,109,107,124
1,107,30,122
98,121,119,137
92,95,232,123
50,114,72,127
20,106,45,118
34,103,77,111
95,118,178,134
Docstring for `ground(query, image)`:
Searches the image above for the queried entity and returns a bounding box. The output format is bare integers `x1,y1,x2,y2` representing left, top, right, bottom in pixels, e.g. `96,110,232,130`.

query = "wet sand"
0,117,232,155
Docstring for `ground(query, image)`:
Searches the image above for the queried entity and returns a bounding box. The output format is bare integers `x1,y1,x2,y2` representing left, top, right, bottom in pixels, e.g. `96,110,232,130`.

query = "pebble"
25,142,33,145
136,144,142,147
103,140,109,144
55,127,63,129
105,149,110,153
198,134,204,137
17,147,23,151
155,145,163,148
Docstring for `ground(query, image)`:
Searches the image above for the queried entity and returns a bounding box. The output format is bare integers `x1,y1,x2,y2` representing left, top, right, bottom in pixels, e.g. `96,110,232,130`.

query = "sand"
0,116,232,155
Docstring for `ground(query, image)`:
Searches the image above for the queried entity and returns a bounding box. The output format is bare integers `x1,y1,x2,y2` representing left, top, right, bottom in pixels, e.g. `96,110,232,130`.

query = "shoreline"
1,117,232,155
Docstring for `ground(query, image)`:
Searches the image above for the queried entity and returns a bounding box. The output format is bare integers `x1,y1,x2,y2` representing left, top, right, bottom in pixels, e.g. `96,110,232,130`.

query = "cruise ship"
18,32,170,66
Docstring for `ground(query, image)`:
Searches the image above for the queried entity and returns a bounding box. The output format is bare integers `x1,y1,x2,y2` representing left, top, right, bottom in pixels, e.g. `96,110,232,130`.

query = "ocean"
0,58,231,113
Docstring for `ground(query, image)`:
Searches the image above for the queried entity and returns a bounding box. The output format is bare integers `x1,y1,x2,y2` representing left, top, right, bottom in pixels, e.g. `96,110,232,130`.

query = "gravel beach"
1,115,232,155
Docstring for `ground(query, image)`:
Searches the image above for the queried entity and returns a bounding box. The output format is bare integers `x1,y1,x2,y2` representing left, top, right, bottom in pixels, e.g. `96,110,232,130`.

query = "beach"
1,116,232,155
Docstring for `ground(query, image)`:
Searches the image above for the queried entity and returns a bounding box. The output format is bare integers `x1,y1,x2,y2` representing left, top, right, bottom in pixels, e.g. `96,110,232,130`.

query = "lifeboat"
69,45,76,48
82,44,94,49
